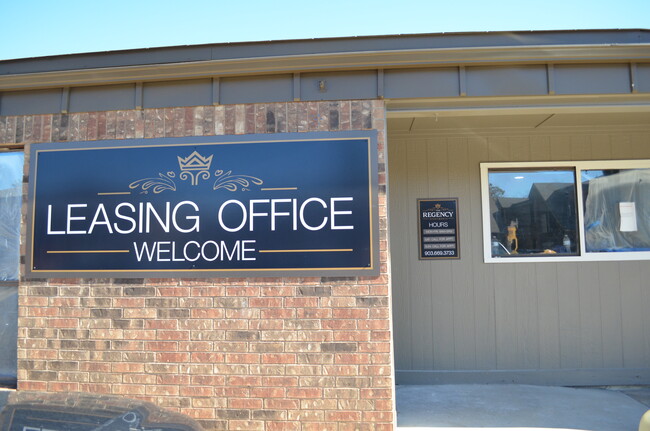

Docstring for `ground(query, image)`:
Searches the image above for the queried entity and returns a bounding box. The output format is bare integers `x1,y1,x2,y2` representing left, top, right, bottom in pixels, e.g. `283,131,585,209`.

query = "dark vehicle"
0,392,203,431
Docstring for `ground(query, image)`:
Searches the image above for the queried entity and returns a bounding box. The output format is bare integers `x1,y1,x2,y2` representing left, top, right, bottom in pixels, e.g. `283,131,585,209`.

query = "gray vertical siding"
388,129,650,385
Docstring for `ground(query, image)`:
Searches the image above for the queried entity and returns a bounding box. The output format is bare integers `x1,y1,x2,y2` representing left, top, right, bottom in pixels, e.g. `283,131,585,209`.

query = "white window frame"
480,159,650,263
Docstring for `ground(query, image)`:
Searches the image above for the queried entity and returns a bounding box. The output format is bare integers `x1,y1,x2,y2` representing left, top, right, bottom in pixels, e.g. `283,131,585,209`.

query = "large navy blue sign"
27,132,378,277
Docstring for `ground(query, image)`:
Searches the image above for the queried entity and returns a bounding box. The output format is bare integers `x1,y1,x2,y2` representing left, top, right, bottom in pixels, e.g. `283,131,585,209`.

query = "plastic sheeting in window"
583,169,650,252
0,286,17,387
0,152,23,281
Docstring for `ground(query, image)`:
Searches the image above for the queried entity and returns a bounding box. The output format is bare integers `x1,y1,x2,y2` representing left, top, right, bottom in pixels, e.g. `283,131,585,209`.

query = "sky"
1,0,649,61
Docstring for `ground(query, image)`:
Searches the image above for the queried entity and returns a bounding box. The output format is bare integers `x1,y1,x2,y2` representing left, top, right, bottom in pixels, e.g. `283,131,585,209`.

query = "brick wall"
2,101,394,431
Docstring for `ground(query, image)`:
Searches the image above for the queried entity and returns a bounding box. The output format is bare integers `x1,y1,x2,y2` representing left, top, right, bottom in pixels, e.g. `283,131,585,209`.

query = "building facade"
1,29,650,430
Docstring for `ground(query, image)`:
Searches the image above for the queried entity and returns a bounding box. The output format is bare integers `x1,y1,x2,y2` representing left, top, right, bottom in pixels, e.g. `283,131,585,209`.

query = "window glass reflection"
582,169,650,252
488,169,578,257
0,152,24,281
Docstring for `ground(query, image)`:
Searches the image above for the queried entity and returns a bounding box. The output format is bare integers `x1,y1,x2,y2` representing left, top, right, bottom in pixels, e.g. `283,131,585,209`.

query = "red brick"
191,352,225,363
48,318,79,328
215,320,248,330
18,381,47,391
286,388,321,398
145,385,179,396
80,362,111,372
265,399,300,410
360,388,392,399
261,308,295,319
229,398,263,409
250,319,283,330
50,298,80,307
322,319,356,330
113,298,145,308
362,411,393,422
249,297,282,308
190,286,226,296
158,374,190,385
123,330,156,340
111,363,144,373
179,341,212,351
296,308,332,319
124,309,157,319
326,411,362,422
226,286,260,296
302,423,336,431
228,376,261,386
190,308,224,318
156,330,189,340
157,352,190,363
146,341,178,351
226,308,259,319
261,354,296,364
225,353,260,364
222,386,251,398
250,387,285,398
332,308,369,319
261,376,298,387
265,421,300,431
284,297,318,308
358,319,389,330
111,384,145,396
259,286,294,296
333,331,370,342
145,320,178,329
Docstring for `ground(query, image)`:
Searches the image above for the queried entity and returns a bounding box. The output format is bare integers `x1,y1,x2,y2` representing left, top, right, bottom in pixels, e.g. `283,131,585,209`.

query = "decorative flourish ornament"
213,170,264,192
129,172,177,194
129,151,263,193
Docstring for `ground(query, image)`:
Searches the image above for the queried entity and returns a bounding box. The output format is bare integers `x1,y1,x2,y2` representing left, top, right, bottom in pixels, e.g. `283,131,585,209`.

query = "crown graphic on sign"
178,151,213,171
177,151,213,185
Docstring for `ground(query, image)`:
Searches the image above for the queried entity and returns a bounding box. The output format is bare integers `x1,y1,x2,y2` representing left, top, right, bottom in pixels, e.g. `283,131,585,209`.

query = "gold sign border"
28,133,378,276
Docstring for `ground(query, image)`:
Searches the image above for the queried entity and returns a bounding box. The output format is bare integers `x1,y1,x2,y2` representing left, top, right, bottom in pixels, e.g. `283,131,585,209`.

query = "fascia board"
1,44,650,91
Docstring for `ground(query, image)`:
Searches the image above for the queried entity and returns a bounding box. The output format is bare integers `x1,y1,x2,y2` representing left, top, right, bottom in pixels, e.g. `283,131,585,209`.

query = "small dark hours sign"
417,198,460,260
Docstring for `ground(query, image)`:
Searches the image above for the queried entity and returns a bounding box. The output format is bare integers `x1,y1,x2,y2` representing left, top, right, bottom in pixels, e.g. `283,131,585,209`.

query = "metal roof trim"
2,43,650,92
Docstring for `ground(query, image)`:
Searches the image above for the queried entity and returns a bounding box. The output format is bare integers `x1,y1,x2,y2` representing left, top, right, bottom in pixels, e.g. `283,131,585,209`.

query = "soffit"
388,111,650,134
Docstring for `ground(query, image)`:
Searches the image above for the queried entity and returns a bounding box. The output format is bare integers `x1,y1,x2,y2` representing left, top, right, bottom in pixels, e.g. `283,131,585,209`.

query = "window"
0,151,21,388
0,152,23,280
481,160,650,262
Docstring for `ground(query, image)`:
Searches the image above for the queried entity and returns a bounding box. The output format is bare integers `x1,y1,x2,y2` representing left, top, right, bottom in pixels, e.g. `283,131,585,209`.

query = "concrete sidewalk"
396,384,650,431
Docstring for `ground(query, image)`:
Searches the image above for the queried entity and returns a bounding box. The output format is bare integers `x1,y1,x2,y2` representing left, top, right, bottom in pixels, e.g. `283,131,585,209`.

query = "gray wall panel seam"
630,63,638,93
60,87,69,114
459,66,467,97
212,77,220,105
293,73,300,101
547,64,556,95
135,82,143,110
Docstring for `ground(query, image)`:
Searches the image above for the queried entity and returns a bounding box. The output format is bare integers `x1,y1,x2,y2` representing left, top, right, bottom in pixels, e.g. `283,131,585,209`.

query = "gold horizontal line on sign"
47,250,130,254
97,192,131,195
260,187,298,191
259,249,353,253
